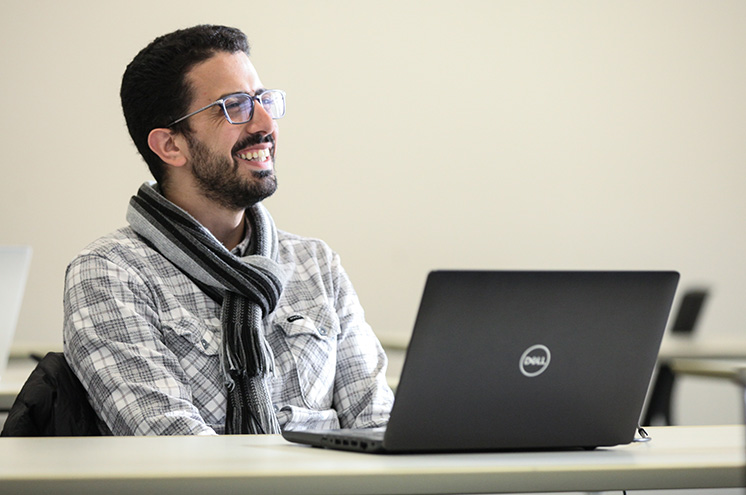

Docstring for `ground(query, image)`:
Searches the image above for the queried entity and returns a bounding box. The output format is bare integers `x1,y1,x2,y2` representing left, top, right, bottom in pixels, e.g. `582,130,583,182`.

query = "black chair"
1,352,102,436
642,289,709,426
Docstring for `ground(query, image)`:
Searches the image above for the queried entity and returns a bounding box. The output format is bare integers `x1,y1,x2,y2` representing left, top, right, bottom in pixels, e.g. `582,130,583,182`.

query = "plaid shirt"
63,226,394,435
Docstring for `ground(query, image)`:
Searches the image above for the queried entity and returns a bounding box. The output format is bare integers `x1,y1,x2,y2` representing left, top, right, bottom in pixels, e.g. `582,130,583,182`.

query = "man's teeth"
238,149,270,161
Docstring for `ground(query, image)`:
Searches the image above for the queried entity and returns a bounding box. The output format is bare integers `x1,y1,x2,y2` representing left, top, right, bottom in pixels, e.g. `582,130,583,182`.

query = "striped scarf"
126,182,285,434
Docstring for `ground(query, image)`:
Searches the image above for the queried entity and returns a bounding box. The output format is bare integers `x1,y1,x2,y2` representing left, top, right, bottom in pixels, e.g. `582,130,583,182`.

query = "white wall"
2,0,745,424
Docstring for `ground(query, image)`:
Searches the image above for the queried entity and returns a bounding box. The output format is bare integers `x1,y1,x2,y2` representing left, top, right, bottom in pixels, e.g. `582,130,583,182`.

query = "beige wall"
2,1,745,425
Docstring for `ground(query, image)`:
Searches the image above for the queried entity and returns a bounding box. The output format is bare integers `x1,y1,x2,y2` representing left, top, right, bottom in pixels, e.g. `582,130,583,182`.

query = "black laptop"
282,270,679,453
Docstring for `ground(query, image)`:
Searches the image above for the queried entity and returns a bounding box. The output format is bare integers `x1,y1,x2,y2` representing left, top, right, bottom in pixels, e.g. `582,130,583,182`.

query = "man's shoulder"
277,229,328,246
76,226,145,253
69,227,155,268
277,230,336,260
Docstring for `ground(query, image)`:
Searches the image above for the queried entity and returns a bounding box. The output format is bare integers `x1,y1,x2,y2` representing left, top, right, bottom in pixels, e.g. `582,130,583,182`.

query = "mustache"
232,133,274,155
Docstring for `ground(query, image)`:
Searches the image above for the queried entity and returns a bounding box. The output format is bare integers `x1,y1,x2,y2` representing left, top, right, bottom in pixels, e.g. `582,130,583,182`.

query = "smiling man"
62,25,394,435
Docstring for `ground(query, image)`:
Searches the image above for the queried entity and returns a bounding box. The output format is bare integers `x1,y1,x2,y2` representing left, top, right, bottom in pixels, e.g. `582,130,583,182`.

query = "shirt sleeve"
329,255,395,428
63,252,217,436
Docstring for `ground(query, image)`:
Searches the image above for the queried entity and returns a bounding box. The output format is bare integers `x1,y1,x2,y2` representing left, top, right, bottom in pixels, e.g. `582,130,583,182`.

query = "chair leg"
643,364,676,426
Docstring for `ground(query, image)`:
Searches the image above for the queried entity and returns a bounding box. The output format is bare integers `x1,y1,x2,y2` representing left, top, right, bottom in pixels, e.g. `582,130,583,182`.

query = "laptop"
282,270,679,453
0,246,32,381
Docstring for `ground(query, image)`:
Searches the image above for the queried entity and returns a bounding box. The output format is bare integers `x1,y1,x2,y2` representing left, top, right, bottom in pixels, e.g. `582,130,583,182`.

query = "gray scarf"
127,182,284,434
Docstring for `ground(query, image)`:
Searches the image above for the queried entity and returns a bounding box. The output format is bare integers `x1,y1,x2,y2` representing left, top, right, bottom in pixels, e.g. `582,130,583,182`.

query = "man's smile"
233,133,275,170
237,148,271,162
235,145,273,171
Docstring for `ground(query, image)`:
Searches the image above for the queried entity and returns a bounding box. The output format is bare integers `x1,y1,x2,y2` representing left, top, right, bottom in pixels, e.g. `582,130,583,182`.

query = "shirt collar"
231,216,253,257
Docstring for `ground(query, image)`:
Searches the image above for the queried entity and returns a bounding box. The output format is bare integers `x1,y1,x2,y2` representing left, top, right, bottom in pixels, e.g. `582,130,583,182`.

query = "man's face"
180,51,279,210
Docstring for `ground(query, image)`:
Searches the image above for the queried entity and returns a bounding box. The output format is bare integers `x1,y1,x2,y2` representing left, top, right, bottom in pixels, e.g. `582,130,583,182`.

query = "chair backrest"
0,352,102,436
670,289,708,335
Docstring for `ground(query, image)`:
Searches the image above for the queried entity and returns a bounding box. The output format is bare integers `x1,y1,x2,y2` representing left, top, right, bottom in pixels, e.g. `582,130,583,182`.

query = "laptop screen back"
0,246,32,380
384,270,679,452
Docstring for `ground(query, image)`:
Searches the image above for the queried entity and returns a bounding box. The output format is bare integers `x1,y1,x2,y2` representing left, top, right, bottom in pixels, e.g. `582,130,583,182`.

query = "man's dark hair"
120,25,250,183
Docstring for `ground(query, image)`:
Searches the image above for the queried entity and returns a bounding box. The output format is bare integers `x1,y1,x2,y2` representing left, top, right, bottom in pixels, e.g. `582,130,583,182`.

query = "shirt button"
201,339,209,350
318,328,327,336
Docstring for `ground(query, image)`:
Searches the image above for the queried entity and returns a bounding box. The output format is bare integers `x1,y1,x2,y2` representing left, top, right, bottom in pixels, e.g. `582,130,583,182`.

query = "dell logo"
519,344,551,377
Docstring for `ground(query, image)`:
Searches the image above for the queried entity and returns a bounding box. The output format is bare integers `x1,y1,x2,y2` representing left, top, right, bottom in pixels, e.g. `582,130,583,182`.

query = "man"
63,25,394,435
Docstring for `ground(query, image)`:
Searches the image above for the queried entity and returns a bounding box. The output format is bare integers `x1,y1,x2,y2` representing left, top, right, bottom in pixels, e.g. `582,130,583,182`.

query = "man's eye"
225,100,244,111
262,94,279,105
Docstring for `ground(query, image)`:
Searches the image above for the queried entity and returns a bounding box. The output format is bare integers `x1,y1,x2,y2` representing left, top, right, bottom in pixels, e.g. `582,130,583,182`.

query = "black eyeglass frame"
166,89,286,128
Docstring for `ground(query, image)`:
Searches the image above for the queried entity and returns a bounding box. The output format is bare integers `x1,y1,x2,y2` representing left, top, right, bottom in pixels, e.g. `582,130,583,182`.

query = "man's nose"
246,102,275,135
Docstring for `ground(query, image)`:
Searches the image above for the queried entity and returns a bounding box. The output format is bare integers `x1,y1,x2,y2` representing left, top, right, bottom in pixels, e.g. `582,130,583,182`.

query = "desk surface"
0,425,743,494
5,335,746,407
378,332,746,357
659,336,746,360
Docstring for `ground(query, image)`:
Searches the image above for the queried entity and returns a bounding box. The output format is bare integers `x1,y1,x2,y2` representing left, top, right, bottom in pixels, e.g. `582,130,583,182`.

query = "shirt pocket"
160,315,225,428
167,316,220,353
162,314,222,379
273,304,340,409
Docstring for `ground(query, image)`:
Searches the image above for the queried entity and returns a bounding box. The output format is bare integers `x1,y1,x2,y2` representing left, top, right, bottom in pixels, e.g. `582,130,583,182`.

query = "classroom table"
379,334,746,391
659,336,746,361
378,332,746,360
670,357,746,384
5,336,746,407
0,425,743,494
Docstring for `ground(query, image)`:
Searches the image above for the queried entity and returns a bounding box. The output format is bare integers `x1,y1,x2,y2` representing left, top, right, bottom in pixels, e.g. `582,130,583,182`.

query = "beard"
186,133,278,211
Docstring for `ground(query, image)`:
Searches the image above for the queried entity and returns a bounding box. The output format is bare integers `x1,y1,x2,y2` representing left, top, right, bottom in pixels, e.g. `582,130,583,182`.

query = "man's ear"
148,128,188,167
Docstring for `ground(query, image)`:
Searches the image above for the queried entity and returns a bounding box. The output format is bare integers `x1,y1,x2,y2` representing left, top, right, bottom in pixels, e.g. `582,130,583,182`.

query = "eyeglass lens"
225,91,285,123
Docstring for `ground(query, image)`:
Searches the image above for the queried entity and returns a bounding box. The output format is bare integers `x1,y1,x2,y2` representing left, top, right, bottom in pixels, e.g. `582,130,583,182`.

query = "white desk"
5,337,746,409
380,334,746,392
671,357,746,384
659,336,746,361
378,332,746,358
0,425,743,494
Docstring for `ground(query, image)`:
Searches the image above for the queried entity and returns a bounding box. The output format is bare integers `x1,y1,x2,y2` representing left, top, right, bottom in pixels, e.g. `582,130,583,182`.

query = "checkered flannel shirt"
63,226,394,435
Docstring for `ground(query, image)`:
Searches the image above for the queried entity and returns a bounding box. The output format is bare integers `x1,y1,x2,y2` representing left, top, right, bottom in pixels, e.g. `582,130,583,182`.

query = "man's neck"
162,185,247,251
196,209,247,252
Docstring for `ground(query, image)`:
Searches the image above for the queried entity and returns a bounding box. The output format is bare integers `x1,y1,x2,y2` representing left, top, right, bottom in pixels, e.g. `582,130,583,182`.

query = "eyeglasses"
167,89,286,127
